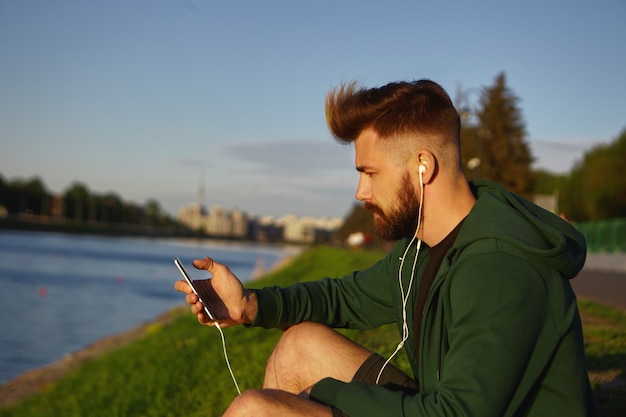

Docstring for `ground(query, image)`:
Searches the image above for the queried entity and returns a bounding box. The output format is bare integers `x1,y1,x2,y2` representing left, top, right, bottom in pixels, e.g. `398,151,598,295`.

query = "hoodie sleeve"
249,245,403,330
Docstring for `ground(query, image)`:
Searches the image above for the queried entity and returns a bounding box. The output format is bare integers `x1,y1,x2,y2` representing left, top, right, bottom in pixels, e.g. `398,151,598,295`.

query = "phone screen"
174,257,217,321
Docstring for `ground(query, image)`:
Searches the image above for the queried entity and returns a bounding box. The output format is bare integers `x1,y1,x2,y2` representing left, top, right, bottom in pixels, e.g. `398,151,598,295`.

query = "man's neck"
419,176,476,247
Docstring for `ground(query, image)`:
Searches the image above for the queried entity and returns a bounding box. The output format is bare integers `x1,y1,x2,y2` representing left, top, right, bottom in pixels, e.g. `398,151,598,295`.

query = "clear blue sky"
1,0,624,219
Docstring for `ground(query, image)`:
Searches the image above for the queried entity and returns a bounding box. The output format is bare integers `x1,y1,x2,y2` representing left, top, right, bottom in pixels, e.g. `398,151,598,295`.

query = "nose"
355,175,371,202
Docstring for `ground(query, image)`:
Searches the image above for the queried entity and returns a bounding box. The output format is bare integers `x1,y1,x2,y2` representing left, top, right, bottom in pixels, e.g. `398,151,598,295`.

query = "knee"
268,322,327,366
223,390,267,417
276,322,329,354
264,322,331,388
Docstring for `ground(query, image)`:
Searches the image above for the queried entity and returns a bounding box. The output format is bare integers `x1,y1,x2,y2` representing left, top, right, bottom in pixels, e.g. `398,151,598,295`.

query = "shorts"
330,353,418,417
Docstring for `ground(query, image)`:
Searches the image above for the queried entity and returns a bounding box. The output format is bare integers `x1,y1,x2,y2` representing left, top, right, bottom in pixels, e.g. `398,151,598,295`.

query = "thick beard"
365,173,420,241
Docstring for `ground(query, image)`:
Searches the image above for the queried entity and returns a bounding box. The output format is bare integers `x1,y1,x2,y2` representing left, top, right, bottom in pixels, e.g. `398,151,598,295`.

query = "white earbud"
418,164,426,174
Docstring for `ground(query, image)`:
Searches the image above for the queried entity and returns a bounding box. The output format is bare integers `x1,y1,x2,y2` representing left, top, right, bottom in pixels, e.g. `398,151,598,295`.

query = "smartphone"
174,257,217,321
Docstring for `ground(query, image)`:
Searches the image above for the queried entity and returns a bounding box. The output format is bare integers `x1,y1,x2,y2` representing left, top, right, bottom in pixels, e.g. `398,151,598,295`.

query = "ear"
408,150,436,184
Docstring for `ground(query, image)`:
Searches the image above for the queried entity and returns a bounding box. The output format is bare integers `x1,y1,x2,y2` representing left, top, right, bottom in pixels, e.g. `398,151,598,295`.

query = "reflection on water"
0,230,290,383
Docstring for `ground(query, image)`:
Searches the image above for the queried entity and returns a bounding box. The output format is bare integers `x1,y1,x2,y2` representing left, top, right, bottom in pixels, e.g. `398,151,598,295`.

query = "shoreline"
0,250,301,408
0,308,182,407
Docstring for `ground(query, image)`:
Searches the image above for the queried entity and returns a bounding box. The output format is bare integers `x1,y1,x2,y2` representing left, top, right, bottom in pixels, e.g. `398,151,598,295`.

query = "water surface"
0,230,290,383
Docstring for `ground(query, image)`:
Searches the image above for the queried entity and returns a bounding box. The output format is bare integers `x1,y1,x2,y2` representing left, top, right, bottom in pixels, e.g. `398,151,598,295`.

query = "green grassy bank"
1,246,624,416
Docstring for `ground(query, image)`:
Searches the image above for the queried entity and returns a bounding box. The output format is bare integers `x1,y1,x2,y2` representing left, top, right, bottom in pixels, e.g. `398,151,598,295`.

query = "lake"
0,230,294,384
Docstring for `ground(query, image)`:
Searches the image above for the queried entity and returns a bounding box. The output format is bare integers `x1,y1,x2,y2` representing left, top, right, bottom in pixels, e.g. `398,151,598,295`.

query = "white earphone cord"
214,322,242,395
375,169,425,384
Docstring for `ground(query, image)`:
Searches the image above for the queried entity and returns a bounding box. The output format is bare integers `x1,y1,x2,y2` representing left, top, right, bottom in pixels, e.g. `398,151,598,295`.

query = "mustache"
364,202,384,217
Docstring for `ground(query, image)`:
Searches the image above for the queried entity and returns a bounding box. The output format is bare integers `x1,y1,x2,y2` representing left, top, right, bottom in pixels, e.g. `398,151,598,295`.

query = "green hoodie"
252,180,597,416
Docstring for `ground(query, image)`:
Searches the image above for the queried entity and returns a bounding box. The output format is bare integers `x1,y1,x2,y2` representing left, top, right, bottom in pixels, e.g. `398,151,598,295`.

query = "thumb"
193,257,218,273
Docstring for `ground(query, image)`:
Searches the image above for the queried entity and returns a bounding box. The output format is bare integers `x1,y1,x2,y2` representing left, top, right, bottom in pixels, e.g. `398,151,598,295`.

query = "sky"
1,0,624,219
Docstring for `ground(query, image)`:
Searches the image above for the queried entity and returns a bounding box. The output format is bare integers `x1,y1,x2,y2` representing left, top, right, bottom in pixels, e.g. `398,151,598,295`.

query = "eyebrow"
356,160,379,169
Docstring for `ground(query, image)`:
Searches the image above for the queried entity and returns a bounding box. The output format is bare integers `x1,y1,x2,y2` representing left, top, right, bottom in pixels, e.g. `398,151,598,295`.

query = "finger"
190,300,204,315
174,280,193,294
194,305,216,325
197,312,215,326
185,292,199,305
193,257,217,272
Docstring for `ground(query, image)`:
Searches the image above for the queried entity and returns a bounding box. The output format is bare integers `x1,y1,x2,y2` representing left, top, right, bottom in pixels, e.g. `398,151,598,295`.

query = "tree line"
0,176,180,229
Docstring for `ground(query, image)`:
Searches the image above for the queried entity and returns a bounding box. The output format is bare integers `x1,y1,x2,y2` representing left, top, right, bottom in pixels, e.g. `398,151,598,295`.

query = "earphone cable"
376,171,425,384
215,322,242,395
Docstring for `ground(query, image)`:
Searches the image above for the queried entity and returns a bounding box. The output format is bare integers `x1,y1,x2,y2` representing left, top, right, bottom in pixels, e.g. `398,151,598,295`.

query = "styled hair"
325,80,461,164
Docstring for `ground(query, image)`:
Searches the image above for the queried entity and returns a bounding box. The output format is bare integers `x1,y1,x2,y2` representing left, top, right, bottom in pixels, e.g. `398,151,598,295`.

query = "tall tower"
197,167,206,210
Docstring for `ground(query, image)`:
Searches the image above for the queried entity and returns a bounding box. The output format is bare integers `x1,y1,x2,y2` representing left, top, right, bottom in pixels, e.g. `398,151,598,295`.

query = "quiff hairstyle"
325,79,462,166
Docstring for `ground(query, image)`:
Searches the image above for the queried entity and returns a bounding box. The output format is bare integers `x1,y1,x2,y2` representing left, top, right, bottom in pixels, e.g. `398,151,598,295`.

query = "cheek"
374,185,397,211
378,177,399,198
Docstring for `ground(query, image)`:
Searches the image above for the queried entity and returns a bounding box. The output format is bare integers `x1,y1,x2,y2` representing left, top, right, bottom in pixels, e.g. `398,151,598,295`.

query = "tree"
533,169,568,195
6,176,50,215
562,128,626,221
460,73,534,197
64,182,91,222
100,192,124,223
559,167,585,221
0,173,6,208
145,199,163,225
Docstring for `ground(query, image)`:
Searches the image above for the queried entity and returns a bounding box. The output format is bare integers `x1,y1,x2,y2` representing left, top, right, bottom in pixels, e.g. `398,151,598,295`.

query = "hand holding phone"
173,257,242,394
174,257,217,321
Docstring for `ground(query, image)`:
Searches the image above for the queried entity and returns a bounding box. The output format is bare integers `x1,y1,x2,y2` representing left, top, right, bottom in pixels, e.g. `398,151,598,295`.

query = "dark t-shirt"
413,219,465,357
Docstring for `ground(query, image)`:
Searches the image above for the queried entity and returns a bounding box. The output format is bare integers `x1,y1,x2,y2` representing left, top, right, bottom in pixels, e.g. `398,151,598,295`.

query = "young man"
175,80,597,416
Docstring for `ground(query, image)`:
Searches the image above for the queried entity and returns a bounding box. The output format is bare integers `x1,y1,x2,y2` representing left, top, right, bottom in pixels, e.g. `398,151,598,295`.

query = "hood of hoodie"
454,180,587,279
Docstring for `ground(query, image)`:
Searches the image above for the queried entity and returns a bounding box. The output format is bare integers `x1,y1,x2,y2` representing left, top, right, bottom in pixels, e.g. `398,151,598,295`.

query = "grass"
579,300,626,415
1,246,624,416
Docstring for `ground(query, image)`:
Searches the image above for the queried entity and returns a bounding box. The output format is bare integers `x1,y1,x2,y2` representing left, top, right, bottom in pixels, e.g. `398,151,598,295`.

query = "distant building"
178,204,250,238
204,205,231,237
281,215,317,243
177,203,206,231
253,215,283,242
177,202,343,243
230,208,247,238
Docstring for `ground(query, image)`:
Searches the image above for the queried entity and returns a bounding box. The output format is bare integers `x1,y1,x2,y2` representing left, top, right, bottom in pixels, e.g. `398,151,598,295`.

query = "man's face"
354,128,420,241
366,171,420,240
